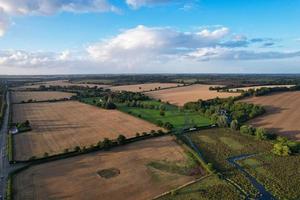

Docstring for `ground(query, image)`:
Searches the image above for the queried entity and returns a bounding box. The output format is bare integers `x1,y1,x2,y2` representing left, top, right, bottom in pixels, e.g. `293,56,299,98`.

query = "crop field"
189,128,272,197
145,84,240,106
13,136,203,200
14,80,110,90
158,175,241,200
109,83,183,92
241,91,300,141
12,101,163,160
229,84,295,92
116,100,211,130
11,91,75,103
238,153,300,199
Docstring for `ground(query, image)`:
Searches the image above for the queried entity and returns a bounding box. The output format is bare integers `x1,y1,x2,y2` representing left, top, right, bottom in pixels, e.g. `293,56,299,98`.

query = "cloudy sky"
0,0,300,74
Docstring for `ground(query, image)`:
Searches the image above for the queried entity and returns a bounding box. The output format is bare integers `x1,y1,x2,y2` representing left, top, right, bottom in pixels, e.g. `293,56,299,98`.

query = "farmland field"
189,128,272,197
145,84,240,106
14,80,110,90
158,175,241,200
241,91,300,140
229,84,295,92
12,101,163,160
238,153,300,199
11,91,75,103
116,100,212,130
109,83,183,92
13,136,203,200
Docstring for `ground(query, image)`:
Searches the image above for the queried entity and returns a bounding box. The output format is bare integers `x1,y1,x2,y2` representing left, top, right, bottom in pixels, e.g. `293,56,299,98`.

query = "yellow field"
14,136,199,200
241,91,300,141
109,83,182,92
11,91,75,103
145,84,240,106
13,101,163,160
229,85,295,92
14,80,110,90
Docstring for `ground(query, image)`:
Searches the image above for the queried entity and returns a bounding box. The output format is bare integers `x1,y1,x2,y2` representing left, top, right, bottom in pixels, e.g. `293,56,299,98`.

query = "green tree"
230,120,239,130
159,110,165,116
255,127,267,140
102,138,112,149
273,143,291,156
117,134,126,145
217,116,228,128
240,125,255,135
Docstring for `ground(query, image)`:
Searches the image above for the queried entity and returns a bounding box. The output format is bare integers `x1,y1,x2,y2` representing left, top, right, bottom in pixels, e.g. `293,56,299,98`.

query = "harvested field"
14,136,199,200
241,91,300,140
14,80,110,90
145,84,240,106
11,91,75,103
12,101,163,160
110,83,182,92
229,85,295,92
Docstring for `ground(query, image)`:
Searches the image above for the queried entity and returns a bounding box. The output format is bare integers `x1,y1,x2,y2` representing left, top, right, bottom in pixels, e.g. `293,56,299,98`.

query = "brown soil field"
229,85,295,92
14,80,110,90
14,136,198,200
11,91,75,103
241,91,300,141
145,84,240,106
12,101,163,160
109,83,183,92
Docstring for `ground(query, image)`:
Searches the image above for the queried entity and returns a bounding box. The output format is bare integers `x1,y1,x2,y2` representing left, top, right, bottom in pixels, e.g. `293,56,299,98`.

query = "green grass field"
158,175,242,200
189,128,273,198
81,98,212,130
117,101,211,130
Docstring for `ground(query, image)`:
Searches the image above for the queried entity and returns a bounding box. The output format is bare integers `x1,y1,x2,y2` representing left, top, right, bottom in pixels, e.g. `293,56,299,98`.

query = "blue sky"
0,0,300,74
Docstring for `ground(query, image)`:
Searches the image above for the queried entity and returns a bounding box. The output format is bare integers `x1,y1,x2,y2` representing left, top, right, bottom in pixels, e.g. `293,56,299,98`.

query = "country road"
0,91,10,199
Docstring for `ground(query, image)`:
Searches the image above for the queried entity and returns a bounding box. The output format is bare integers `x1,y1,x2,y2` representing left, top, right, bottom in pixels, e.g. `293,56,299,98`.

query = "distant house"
9,126,18,134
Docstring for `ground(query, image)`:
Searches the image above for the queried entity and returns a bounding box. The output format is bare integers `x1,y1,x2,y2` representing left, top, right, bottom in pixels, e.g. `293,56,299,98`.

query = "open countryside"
145,84,240,106
13,101,163,160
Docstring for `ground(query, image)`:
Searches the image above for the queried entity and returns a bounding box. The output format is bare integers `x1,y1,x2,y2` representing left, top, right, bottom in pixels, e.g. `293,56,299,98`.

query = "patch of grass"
197,135,216,144
158,175,242,200
117,102,211,130
219,137,243,150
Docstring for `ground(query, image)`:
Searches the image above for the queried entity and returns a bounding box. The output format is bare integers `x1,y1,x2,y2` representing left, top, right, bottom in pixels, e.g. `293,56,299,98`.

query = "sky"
0,0,300,75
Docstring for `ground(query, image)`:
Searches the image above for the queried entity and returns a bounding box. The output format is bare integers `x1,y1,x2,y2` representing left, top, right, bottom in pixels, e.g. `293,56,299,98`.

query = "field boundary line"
151,174,212,200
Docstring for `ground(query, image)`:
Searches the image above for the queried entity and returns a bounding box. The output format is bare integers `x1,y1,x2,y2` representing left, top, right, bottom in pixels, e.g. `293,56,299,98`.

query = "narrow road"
0,91,10,199
227,154,275,200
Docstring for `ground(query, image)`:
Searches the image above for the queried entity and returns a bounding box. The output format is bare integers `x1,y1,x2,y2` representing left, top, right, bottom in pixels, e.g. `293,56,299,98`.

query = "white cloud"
187,47,300,61
86,25,230,67
1,25,300,74
125,0,170,9
0,0,118,36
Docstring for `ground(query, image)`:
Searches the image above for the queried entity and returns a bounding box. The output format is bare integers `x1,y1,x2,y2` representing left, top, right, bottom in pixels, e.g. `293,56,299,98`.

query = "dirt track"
14,136,196,200
241,91,300,141
11,91,75,103
145,84,240,106
13,101,163,160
